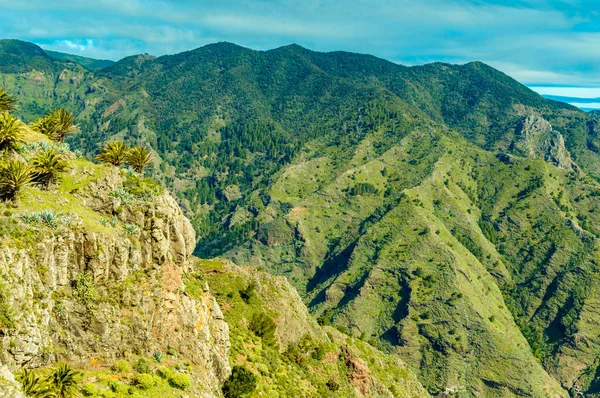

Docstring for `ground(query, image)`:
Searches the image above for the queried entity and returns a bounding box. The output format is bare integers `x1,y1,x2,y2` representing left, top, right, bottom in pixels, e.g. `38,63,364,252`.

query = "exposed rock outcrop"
0,170,230,396
512,115,579,172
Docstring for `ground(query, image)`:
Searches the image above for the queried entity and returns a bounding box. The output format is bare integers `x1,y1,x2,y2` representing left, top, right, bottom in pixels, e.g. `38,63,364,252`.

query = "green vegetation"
0,87,16,112
0,111,25,151
168,373,191,390
95,141,129,166
0,159,31,200
191,258,429,397
222,366,256,398
31,109,78,142
30,149,69,189
18,364,81,398
125,146,153,174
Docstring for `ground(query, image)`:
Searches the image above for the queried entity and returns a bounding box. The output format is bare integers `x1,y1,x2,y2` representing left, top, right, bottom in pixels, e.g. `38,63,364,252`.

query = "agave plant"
48,363,81,398
126,146,154,174
0,112,25,152
95,141,129,166
0,159,32,200
31,109,78,142
31,149,69,189
17,368,56,398
0,87,16,113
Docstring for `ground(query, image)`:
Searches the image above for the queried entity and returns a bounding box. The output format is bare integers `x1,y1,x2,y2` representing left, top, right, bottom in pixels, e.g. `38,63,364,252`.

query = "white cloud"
531,87,600,98
569,102,600,109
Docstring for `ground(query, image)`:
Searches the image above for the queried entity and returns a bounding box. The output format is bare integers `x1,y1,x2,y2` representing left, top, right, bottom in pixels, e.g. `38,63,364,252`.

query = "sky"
1,0,600,109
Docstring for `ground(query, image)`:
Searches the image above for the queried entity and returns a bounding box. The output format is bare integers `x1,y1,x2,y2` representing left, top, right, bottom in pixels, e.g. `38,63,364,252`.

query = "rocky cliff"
0,143,230,396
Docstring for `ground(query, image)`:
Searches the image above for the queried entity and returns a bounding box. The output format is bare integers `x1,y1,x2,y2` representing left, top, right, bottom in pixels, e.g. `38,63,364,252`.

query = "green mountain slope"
4,39,600,396
45,49,115,71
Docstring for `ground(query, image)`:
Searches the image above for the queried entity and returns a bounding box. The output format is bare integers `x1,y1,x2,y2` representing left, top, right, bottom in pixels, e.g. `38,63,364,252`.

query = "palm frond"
0,112,25,152
95,141,129,166
0,159,32,200
126,146,154,174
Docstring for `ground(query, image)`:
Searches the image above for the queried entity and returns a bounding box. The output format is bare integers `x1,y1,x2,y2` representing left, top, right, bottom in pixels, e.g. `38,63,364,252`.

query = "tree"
249,312,278,347
0,159,32,200
31,149,69,189
222,366,257,398
48,363,81,398
0,112,25,152
31,109,78,142
95,141,129,166
0,87,16,113
51,109,78,142
126,146,154,174
16,368,55,398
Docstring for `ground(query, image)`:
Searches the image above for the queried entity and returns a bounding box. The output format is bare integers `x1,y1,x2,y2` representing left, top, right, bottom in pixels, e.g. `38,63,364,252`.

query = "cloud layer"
1,0,599,88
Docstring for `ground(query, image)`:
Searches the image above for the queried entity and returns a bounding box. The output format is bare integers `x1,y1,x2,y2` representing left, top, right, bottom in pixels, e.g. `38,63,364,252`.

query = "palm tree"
31,114,58,139
0,87,16,113
0,159,32,200
95,141,129,166
31,109,78,142
0,112,25,152
126,146,154,174
51,109,78,142
31,149,69,189
17,368,56,398
48,363,81,398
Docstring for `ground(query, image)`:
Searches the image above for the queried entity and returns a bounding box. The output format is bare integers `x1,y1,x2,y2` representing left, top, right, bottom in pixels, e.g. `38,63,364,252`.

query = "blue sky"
2,0,600,107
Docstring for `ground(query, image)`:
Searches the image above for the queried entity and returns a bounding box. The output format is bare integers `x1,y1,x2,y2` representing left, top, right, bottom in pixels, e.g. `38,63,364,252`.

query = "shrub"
108,380,128,393
153,351,163,363
0,280,15,332
81,383,98,396
134,358,150,374
73,273,98,309
239,282,256,304
249,312,278,346
222,366,257,398
156,366,173,379
111,359,130,373
169,373,191,390
134,373,155,390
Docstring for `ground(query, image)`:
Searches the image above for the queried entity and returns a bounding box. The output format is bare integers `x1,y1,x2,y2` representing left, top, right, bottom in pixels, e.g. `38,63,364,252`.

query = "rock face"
0,170,230,396
512,115,579,171
0,366,24,398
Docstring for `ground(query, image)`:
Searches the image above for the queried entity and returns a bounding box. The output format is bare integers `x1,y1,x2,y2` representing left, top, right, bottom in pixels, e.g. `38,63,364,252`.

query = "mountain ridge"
2,38,600,396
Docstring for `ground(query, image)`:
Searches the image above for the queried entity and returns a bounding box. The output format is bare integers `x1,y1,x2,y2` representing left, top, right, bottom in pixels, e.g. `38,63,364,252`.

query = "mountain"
45,50,115,71
3,39,600,396
0,120,428,397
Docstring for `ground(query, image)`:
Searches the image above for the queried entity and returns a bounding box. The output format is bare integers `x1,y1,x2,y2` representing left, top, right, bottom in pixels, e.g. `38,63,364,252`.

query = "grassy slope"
190,258,429,398
227,123,600,396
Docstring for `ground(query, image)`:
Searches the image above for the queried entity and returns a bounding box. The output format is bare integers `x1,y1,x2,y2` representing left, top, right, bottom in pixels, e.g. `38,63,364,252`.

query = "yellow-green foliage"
191,258,429,398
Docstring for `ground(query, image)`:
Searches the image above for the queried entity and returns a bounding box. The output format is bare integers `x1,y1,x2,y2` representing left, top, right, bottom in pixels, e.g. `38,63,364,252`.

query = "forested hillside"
3,38,600,396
